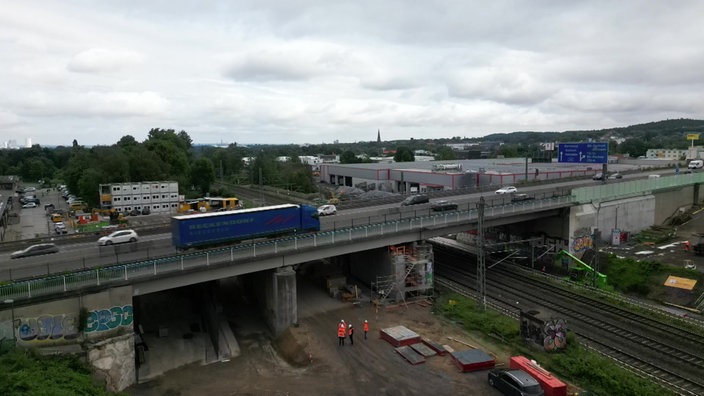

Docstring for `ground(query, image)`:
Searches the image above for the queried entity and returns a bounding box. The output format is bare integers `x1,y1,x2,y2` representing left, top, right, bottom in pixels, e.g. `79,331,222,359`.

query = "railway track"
433,244,704,395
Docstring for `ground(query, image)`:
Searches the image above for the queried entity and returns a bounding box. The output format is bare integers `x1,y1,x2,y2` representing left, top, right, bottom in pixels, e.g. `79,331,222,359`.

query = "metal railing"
0,195,575,303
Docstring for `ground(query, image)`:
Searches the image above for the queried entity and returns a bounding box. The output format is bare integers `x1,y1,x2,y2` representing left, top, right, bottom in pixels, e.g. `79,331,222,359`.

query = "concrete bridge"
1,173,701,391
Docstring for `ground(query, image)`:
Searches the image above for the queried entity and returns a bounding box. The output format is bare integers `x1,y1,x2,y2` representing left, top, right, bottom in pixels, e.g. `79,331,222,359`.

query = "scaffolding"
372,242,434,306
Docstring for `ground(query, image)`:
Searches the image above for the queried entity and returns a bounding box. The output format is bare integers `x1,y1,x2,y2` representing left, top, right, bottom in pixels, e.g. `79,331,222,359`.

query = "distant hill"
476,118,704,150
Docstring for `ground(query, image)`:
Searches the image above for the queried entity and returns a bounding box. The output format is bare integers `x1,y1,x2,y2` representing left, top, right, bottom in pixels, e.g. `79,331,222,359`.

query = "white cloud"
67,48,143,74
2,1,704,146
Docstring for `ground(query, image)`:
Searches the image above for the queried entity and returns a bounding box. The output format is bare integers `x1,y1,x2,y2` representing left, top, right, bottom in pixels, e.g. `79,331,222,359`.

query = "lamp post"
3,299,16,346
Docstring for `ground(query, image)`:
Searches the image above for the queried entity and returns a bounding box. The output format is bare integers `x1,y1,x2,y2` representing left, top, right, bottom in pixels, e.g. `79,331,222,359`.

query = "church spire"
377,129,381,143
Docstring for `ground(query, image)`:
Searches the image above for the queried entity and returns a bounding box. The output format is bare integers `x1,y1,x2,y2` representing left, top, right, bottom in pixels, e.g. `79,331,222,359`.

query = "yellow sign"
687,133,700,140
663,275,697,290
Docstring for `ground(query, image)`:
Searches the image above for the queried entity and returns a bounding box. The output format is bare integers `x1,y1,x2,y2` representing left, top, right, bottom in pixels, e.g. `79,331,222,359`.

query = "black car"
488,369,544,396
592,172,605,181
11,243,60,259
431,200,458,212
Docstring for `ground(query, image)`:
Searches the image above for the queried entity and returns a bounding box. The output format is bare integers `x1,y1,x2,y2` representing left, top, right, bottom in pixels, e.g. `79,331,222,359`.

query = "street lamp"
3,299,16,346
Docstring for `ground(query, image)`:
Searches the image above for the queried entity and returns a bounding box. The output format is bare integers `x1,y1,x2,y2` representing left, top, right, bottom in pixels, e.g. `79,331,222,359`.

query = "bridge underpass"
9,181,695,390
131,241,439,382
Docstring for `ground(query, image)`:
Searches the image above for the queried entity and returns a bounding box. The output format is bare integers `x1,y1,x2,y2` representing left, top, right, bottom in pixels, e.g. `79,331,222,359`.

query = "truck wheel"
488,378,495,387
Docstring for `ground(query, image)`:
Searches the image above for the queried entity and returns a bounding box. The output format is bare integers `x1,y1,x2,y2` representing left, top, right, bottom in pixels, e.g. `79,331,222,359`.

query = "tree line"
2,119,701,208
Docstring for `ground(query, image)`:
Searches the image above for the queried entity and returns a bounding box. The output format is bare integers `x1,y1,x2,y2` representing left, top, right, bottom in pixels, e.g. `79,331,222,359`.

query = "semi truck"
171,203,320,249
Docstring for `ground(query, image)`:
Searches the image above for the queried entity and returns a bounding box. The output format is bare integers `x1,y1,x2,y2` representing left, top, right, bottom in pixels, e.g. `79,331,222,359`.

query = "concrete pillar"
271,266,297,336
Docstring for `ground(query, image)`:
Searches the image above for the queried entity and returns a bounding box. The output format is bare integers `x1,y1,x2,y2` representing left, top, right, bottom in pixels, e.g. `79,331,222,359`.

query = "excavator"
556,250,608,288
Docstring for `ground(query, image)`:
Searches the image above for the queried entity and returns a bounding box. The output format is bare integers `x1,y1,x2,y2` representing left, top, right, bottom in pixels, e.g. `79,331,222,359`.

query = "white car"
97,229,139,246
495,186,518,194
317,204,337,216
22,202,38,208
55,222,68,234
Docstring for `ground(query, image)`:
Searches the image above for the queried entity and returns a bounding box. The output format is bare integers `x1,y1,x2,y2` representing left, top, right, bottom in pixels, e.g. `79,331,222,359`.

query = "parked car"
20,196,40,205
11,243,60,259
608,172,623,179
400,194,430,206
495,186,518,194
97,229,139,246
488,369,544,396
141,207,151,215
22,202,38,208
54,222,68,234
317,204,337,216
128,209,141,216
431,200,458,212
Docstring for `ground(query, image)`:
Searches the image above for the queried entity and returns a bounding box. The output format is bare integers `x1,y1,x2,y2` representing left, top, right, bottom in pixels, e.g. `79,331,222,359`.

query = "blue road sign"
557,142,608,164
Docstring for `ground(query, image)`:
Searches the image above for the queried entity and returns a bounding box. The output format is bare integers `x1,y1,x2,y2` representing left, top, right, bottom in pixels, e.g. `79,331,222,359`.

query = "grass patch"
436,291,676,396
0,348,122,396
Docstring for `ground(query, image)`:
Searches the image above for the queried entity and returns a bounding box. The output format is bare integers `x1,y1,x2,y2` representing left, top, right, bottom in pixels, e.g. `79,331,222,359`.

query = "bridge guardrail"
0,195,575,303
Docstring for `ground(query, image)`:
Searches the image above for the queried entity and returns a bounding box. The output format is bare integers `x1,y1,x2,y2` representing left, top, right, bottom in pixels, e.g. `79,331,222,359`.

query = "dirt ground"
125,209,704,396
127,299,514,396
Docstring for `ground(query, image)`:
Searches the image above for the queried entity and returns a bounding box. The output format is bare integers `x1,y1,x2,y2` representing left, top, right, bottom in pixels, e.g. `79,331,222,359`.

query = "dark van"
401,194,430,206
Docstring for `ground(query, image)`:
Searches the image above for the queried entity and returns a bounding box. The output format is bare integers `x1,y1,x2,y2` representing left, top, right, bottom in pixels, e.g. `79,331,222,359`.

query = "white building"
99,181,179,214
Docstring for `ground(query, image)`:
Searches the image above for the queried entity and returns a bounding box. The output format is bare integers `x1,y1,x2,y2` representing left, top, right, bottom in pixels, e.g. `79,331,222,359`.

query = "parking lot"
6,187,70,242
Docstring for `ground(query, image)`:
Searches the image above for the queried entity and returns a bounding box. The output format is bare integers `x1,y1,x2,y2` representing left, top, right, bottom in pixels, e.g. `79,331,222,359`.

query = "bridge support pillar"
269,266,297,336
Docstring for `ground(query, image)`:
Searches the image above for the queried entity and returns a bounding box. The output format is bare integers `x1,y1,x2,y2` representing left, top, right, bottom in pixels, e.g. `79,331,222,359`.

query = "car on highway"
317,204,337,216
608,172,623,179
97,229,139,246
488,368,544,396
495,186,518,194
22,202,38,208
400,194,430,206
431,200,458,212
511,193,534,202
10,243,60,259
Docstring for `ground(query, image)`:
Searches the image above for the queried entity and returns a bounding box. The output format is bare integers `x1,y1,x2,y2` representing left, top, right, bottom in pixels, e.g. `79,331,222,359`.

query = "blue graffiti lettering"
85,305,133,333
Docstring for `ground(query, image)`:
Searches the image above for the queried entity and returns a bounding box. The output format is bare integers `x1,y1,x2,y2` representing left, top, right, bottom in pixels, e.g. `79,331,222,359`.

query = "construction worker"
685,240,691,252
338,321,346,346
348,324,354,345
363,320,369,340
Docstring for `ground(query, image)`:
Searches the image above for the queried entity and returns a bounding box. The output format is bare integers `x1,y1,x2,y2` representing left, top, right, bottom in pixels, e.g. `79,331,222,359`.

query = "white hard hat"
364,320,368,323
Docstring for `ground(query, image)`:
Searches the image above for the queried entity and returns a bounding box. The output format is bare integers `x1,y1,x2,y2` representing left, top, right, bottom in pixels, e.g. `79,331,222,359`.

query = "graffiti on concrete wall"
18,314,80,341
571,227,593,254
85,305,133,333
9,304,133,343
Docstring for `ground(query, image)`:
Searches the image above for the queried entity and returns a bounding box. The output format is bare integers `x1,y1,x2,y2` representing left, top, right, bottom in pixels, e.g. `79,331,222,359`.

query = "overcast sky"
2,1,704,147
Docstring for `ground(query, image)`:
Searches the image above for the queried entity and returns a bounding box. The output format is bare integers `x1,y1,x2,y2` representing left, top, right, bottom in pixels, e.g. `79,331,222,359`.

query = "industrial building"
319,158,600,194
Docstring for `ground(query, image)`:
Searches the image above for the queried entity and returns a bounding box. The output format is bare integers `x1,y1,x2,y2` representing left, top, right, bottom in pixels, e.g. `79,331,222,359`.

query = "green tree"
340,150,360,164
394,146,415,162
434,146,456,161
190,158,216,195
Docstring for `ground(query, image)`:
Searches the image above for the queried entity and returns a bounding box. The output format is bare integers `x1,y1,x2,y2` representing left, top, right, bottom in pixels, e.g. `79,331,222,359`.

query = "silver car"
97,229,139,246
11,243,60,259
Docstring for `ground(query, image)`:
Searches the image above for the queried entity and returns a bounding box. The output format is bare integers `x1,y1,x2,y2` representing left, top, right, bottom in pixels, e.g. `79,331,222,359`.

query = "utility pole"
593,228,600,288
477,196,486,310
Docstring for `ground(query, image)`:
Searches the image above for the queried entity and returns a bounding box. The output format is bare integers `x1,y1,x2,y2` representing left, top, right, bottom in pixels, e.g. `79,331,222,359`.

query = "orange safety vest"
338,326,346,338
363,322,369,332
348,326,354,336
